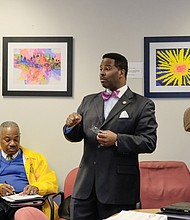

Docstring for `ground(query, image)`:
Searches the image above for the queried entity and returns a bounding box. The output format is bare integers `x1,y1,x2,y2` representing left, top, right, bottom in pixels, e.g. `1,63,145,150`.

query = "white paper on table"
2,193,43,202
103,210,167,220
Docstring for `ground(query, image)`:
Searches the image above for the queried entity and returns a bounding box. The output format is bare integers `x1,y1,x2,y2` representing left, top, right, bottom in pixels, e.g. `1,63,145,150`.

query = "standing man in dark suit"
63,53,158,220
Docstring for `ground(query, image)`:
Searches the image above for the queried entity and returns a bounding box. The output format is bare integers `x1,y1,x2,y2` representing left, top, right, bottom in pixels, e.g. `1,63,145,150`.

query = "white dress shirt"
104,84,128,119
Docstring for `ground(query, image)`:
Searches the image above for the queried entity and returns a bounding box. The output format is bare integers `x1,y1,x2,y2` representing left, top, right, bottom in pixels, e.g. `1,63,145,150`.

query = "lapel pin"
122,101,127,105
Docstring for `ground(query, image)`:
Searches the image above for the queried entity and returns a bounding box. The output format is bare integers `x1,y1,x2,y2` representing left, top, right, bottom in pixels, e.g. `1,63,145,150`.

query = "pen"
4,181,16,194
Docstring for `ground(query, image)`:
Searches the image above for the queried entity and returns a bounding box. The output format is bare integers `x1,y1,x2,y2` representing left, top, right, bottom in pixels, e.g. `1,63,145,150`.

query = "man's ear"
119,69,126,77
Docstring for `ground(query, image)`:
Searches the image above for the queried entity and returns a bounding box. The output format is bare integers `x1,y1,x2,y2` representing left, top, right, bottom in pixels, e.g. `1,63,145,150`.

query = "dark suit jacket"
64,87,157,205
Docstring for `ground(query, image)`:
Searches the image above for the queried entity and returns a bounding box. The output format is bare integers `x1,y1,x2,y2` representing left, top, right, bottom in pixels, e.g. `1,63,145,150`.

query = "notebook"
2,193,43,202
161,202,190,215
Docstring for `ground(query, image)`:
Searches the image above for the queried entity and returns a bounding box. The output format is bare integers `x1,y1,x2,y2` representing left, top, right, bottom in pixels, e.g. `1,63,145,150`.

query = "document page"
2,193,43,202
104,210,167,220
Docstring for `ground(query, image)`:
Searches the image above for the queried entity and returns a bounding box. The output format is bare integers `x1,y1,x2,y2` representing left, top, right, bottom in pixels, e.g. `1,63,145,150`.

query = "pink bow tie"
102,90,119,101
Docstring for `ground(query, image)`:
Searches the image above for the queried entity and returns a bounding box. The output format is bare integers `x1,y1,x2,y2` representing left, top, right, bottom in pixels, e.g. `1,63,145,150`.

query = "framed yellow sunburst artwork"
144,36,190,98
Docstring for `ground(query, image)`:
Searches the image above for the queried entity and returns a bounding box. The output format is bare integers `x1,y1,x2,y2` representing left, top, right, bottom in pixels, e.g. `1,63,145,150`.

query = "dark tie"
6,155,13,160
102,90,119,101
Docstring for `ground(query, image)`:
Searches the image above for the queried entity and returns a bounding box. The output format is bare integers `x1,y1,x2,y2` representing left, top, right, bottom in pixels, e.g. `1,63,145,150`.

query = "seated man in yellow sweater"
0,121,58,220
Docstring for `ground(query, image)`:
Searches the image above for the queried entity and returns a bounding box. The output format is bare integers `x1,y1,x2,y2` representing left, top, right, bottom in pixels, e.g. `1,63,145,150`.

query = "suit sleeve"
63,98,85,142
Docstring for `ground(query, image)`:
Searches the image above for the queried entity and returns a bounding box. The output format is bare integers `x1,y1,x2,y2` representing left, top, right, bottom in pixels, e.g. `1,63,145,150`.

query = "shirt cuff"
65,126,74,134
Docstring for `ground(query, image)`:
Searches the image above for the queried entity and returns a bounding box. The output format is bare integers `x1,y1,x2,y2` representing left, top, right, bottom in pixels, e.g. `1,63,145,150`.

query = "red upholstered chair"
58,167,79,220
14,207,48,220
63,167,79,199
47,167,78,220
139,161,190,209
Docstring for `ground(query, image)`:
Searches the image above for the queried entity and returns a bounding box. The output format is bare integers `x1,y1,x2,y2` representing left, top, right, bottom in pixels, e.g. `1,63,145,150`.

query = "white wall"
0,0,190,189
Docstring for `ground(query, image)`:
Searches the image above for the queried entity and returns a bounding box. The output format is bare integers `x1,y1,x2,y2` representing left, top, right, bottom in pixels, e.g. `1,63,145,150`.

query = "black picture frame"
144,36,190,98
2,36,73,97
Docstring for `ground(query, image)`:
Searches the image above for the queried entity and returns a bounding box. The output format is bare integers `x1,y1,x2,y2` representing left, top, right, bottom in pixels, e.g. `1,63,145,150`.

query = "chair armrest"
58,195,71,220
46,192,64,220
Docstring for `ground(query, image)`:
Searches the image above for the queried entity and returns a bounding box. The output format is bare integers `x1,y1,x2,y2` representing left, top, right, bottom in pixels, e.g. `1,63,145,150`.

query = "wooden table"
135,209,160,214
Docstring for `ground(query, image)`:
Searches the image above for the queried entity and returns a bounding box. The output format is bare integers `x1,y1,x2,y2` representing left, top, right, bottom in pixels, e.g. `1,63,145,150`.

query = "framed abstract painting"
144,36,190,98
2,36,73,97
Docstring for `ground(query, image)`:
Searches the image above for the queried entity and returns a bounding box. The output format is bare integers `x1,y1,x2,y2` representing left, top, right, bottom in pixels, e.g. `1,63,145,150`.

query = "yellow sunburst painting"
156,48,190,86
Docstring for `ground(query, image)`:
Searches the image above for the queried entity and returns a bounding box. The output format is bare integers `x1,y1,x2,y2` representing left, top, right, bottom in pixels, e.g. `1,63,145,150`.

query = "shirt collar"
117,84,128,98
1,149,20,159
105,84,128,98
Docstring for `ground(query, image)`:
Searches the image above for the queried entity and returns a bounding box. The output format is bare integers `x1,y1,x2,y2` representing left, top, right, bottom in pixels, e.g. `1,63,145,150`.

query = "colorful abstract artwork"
2,37,73,97
144,36,190,98
14,48,61,85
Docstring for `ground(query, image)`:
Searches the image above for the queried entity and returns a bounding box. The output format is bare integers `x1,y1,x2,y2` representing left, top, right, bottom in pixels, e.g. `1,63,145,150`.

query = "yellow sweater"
0,146,59,220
